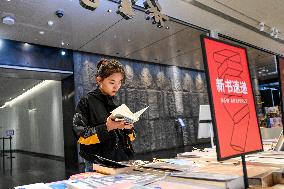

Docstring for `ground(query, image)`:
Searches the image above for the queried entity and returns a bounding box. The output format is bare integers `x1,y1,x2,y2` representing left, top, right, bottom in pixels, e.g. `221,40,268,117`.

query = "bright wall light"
0,39,3,49
0,80,54,108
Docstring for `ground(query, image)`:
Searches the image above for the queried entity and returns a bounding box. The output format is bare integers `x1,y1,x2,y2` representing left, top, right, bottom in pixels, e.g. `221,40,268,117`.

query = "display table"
260,127,282,140
15,149,284,189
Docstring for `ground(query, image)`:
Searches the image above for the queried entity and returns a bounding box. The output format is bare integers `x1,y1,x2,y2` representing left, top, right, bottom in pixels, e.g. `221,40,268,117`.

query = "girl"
73,59,135,172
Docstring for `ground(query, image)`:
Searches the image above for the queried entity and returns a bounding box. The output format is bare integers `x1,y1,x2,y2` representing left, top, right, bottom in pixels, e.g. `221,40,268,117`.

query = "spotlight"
259,22,265,31
3,16,15,25
47,20,54,26
270,27,276,37
274,28,279,39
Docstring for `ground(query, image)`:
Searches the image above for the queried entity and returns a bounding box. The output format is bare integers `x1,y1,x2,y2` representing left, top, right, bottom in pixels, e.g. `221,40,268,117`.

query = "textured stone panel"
173,91,184,115
189,72,198,93
192,118,199,143
166,92,177,118
156,69,167,90
185,118,195,144
140,67,153,89
191,94,200,117
182,92,193,117
181,70,194,92
147,64,161,90
131,63,144,90
147,90,160,119
198,93,205,105
125,89,137,113
203,93,209,104
195,72,205,92
124,63,135,89
167,66,182,91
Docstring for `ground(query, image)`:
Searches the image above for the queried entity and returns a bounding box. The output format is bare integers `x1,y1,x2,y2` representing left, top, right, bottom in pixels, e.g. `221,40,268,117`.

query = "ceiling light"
0,39,3,49
39,31,45,35
7,0,11,2
3,16,15,25
274,29,279,39
1,81,54,108
270,27,276,36
61,41,65,46
47,20,54,26
259,22,265,31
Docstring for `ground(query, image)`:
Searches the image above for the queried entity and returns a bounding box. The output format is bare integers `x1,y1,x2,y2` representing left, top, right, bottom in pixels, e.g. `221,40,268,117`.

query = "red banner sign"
201,36,263,160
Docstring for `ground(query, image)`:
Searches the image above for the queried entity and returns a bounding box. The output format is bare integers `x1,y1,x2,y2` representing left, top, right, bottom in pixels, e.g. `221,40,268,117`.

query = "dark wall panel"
73,51,208,153
61,75,78,174
0,39,73,71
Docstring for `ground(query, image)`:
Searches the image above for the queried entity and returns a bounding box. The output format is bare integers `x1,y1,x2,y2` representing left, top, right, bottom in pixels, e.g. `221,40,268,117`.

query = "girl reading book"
73,59,135,172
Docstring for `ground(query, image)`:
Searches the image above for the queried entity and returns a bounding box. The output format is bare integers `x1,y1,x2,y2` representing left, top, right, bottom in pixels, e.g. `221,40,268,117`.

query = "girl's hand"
124,122,134,130
106,116,125,131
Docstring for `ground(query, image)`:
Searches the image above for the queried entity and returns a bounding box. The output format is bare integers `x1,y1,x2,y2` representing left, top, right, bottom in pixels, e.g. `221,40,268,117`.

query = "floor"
0,143,210,189
0,152,66,189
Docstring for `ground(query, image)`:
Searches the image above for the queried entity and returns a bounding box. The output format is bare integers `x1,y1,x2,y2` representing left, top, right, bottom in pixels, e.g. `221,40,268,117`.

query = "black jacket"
73,88,135,163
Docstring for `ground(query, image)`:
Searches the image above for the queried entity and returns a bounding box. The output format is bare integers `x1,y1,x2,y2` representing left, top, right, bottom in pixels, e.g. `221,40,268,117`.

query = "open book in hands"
110,104,149,124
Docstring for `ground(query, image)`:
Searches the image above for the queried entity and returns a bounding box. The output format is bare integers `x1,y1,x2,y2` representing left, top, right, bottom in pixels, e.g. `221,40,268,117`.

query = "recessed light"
3,16,15,25
66,43,70,46
127,39,131,42
61,41,65,46
23,89,25,91
47,20,54,26
7,0,11,2
9,97,12,100
165,26,169,29
39,31,44,35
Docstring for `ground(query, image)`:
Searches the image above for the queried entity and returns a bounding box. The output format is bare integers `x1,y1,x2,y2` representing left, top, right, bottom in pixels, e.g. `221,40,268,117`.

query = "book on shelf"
110,104,149,124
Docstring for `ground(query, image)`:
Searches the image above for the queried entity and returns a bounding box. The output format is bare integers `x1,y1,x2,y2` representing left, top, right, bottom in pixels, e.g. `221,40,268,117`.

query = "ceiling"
0,0,281,104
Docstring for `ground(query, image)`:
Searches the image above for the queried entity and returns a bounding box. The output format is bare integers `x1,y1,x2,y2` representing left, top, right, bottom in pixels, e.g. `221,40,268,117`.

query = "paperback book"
110,104,149,124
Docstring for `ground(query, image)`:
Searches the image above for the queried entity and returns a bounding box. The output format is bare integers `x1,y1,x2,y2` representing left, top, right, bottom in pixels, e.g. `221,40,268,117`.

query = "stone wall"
73,52,209,153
